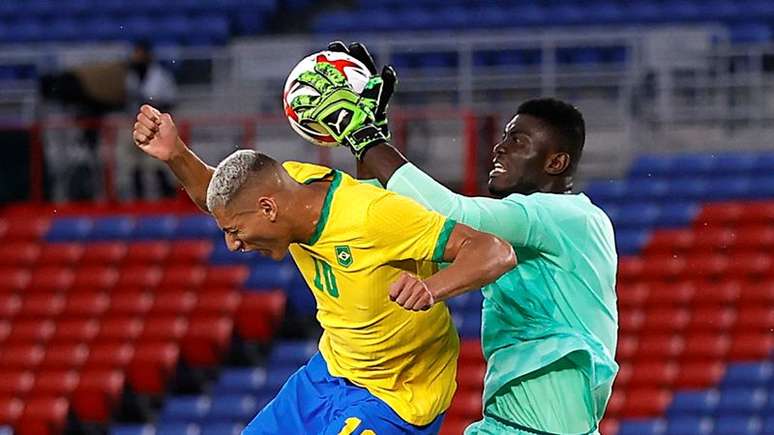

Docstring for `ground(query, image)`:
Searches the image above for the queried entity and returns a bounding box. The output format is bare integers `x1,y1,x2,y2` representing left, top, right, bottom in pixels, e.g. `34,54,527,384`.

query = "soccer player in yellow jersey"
132,104,517,435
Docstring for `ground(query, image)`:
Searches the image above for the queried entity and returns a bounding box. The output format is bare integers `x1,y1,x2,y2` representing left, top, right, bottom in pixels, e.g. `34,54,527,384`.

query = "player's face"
488,114,553,197
212,200,291,261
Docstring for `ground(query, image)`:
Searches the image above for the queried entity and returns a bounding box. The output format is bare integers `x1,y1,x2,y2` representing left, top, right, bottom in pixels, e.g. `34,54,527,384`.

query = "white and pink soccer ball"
283,50,371,147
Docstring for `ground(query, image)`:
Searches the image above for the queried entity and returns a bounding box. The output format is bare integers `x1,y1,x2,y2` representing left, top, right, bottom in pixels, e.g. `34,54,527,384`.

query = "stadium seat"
72,369,125,422
161,395,211,422
73,266,118,291
81,242,127,265
15,396,69,435
681,334,730,361
235,291,285,342
712,416,761,435
620,389,670,417
95,316,145,343
668,391,718,416
0,216,49,242
208,394,262,422
213,367,267,395
665,416,711,435
457,363,485,392
106,291,153,317
50,319,100,344
46,217,93,242
140,316,188,342
159,265,206,289
0,294,21,318
32,370,80,397
175,215,219,239
447,391,482,420
674,361,724,389
37,243,83,266
0,397,22,427
0,242,39,267
6,320,55,344
168,240,212,264
687,307,736,332
0,371,34,397
62,292,110,318
734,307,774,333
192,289,241,316
182,316,233,366
128,342,180,394
39,343,89,370
27,268,73,293
89,217,135,241
150,291,197,316
203,266,249,289
109,425,154,435
84,343,135,370
646,282,695,307
728,333,773,360
200,422,244,435
267,341,317,367
722,362,772,388
132,216,178,240
716,388,766,415
629,362,677,388
116,265,162,289
124,241,171,264
17,293,65,319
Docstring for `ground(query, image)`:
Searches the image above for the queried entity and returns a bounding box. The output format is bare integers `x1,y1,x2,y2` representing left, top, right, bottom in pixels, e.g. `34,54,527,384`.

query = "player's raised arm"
132,104,214,212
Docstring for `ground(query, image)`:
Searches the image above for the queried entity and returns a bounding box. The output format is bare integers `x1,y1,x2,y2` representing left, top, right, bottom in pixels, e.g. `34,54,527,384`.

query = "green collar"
306,170,341,245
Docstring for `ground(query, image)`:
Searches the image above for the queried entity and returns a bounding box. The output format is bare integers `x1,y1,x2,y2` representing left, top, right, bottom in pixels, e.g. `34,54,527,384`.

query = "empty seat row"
617,280,774,308
111,422,244,435
590,177,774,204
616,332,772,363
617,253,774,281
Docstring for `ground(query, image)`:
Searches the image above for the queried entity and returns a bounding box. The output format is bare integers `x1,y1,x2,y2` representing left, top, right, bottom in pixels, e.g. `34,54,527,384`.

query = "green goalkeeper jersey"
386,164,619,434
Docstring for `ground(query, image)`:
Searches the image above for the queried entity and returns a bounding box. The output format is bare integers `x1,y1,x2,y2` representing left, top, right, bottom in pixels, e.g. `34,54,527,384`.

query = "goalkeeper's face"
212,197,292,261
488,114,553,197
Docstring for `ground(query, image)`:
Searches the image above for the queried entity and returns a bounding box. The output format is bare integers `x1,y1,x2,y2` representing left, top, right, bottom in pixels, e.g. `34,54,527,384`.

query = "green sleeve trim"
357,178,383,188
432,218,457,262
307,171,342,246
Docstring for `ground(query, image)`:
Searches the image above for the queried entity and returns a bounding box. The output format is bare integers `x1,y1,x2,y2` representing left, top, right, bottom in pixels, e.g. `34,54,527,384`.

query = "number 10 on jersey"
313,258,339,297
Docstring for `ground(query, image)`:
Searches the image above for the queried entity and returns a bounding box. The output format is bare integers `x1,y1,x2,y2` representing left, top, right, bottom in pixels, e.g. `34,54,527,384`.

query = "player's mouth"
489,161,506,177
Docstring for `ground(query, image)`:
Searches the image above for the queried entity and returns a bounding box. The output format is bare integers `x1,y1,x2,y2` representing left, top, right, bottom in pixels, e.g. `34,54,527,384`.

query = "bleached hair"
206,149,271,212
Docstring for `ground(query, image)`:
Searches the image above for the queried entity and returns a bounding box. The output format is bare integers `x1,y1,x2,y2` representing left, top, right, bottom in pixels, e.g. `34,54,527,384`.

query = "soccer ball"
283,50,371,147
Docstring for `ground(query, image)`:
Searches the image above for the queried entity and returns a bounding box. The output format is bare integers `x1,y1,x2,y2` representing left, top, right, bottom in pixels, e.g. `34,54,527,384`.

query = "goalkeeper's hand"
327,41,397,142
290,62,387,159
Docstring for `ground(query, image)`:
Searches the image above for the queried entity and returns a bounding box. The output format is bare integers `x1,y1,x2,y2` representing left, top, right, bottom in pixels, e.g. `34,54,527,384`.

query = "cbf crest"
335,245,353,267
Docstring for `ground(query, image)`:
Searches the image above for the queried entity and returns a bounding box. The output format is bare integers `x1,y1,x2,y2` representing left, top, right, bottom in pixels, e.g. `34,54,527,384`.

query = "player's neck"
543,176,573,194
287,181,331,244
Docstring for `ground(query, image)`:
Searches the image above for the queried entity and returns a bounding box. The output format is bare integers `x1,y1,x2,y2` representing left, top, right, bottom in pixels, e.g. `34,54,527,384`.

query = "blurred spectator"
119,40,178,200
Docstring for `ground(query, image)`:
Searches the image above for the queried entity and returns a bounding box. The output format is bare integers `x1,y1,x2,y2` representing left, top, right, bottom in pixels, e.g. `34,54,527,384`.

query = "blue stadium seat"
618,419,664,435
156,423,198,435
175,214,219,239
662,0,703,22
157,14,191,45
761,176,774,197
110,425,154,435
615,203,660,228
416,52,458,69
712,416,761,435
89,216,135,240
160,395,211,422
762,416,774,435
703,0,743,20
49,18,81,42
122,15,155,41
546,4,586,26
188,14,230,45
668,391,718,416
208,394,263,422
586,181,628,203
200,422,244,435
132,215,178,240
10,19,47,43
587,1,625,24
670,154,717,176
730,23,772,44
654,202,698,227
629,155,678,177
459,311,482,338
46,217,94,242
616,230,649,255
312,12,356,33
666,179,710,201
434,7,468,30
666,416,711,435
245,263,295,289
214,368,267,394
716,388,765,416
231,8,268,35
627,180,670,201
397,8,435,31
268,341,317,367
705,178,754,201
80,16,123,41
264,365,298,392
722,363,772,388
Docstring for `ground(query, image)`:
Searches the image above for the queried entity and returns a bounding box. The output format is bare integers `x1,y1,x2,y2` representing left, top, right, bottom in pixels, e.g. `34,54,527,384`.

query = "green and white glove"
290,62,387,159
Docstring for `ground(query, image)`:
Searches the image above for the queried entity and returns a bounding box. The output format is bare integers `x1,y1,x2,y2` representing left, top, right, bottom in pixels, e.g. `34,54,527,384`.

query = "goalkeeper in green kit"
289,41,619,434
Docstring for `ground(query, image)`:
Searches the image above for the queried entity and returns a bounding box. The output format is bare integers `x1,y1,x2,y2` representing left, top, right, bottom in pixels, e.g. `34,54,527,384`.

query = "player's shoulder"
504,192,609,221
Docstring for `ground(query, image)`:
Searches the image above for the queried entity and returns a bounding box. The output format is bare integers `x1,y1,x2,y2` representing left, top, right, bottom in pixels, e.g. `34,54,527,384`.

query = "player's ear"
257,196,278,222
545,152,570,175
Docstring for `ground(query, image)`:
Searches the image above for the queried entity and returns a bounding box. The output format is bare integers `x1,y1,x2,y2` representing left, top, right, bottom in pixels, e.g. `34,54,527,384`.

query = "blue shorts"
242,353,445,435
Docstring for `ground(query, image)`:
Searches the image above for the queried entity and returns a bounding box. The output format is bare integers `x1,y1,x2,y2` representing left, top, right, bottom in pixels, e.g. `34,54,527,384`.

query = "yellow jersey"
284,161,460,426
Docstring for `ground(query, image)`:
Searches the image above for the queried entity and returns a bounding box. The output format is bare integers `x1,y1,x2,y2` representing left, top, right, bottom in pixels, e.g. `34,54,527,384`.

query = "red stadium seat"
61,292,110,319
128,342,180,394
645,229,695,256
735,307,774,332
741,201,774,225
628,362,677,388
695,202,745,227
105,291,153,317
39,343,89,370
605,392,625,418
32,370,80,398
15,396,69,435
0,216,50,242
71,369,125,422
618,309,644,335
81,242,127,265
235,291,286,342
739,280,774,306
50,319,100,344
682,254,729,280
203,265,249,289
634,335,684,362
456,362,485,392
728,333,774,361
674,361,724,389
646,282,695,307
124,241,170,265
734,226,774,253
149,291,197,316
681,333,730,361
182,315,234,366
95,317,144,343
17,294,65,319
27,267,73,292
616,336,638,362
6,320,55,344
0,371,34,397
617,258,644,282
72,266,118,291
642,308,690,334
0,243,39,267
613,362,632,390
692,228,737,252
697,280,741,306
0,397,23,426
116,265,162,289
192,289,241,316
640,256,687,281
447,391,482,420
459,340,485,366
0,344,44,370
599,419,619,435
0,294,21,317
686,307,736,332
617,283,649,309
0,321,9,343
728,253,773,279
619,388,670,417
168,240,213,264
37,243,83,266
140,316,188,342
0,268,30,294
84,343,134,370
158,265,205,290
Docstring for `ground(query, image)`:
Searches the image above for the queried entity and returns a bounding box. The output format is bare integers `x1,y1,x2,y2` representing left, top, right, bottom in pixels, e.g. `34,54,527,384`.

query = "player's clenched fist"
132,104,182,162
389,272,435,311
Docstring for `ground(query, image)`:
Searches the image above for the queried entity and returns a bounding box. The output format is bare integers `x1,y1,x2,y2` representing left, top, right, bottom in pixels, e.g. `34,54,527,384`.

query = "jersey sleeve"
386,163,562,255
364,191,456,263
